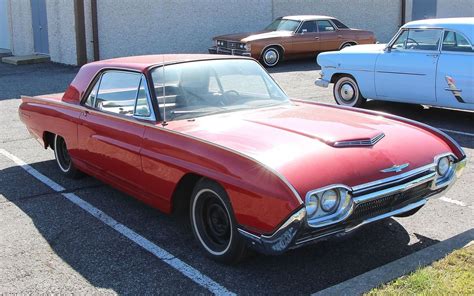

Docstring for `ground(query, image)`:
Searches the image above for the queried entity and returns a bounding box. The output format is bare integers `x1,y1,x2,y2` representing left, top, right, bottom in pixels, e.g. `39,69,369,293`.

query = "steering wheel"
406,38,419,49
221,90,240,105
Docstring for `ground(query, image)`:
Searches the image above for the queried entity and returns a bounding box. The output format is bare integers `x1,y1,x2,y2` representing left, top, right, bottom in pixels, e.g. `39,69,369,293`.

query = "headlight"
305,186,352,222
437,156,452,177
306,194,318,217
320,189,339,212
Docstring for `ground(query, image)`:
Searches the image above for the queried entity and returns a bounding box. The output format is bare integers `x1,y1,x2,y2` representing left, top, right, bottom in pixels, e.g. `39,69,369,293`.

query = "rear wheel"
340,42,355,49
333,75,366,107
190,179,247,264
54,135,82,178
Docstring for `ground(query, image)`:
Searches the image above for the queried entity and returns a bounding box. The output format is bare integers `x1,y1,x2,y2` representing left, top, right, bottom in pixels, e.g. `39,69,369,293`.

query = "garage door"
0,0,11,50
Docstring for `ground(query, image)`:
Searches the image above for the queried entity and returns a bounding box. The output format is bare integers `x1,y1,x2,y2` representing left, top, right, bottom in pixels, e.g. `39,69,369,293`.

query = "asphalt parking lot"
1,59,473,294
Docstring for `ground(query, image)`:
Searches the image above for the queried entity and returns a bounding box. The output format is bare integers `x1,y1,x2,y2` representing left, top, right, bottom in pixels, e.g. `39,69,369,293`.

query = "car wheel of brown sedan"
333,76,366,107
261,47,281,67
190,179,247,264
54,135,82,178
340,42,354,49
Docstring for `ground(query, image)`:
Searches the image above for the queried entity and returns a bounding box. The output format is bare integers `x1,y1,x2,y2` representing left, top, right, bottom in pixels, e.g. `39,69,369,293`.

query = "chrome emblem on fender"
445,76,465,103
380,163,410,173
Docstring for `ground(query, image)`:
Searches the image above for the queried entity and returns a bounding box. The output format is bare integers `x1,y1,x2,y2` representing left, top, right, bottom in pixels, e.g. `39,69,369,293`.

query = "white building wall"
9,0,34,55
436,0,474,18
273,0,402,43
96,0,272,59
46,0,77,65
0,0,12,49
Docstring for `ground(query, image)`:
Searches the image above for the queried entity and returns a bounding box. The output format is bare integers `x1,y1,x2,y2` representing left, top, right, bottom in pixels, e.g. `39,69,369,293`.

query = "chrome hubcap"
340,83,355,101
264,50,277,65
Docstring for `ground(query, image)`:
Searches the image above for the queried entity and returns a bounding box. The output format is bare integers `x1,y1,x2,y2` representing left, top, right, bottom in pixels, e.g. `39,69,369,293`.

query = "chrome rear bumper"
238,156,466,255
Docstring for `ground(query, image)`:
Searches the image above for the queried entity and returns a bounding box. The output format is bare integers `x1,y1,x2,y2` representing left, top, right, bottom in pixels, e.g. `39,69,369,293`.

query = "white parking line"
0,149,234,296
438,128,474,138
440,196,467,207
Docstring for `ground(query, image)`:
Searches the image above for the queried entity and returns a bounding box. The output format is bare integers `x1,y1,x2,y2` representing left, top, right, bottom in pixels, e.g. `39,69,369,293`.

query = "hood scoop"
331,133,385,148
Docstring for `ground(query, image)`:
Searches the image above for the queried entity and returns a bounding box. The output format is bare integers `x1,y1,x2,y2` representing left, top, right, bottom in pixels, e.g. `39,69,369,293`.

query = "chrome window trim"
292,20,304,34
388,28,443,53
133,74,157,122
84,70,157,121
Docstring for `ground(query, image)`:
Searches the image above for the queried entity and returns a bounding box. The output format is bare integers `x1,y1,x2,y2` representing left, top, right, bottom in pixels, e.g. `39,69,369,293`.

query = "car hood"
168,102,451,198
214,30,292,42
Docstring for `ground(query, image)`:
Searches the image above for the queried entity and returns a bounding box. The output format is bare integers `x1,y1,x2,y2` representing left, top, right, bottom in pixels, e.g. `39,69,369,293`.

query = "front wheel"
190,179,247,264
260,47,281,67
333,76,366,107
54,135,82,178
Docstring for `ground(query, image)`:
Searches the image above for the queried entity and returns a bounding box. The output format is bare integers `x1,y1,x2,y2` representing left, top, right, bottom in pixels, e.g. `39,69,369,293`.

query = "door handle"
338,35,343,38
426,54,438,57
314,37,320,40
82,110,90,117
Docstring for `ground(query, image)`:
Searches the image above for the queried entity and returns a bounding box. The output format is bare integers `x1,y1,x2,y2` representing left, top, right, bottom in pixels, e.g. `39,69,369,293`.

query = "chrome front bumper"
208,46,252,57
238,156,467,255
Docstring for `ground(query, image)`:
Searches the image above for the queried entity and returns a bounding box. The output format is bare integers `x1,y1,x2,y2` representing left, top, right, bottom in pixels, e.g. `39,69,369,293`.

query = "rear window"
331,19,349,29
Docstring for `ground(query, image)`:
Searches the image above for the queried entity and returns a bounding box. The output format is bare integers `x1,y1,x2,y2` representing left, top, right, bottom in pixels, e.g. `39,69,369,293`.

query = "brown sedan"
209,15,376,67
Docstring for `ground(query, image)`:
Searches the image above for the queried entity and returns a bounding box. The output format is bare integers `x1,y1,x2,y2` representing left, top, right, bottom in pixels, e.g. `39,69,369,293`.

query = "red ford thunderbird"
19,55,466,263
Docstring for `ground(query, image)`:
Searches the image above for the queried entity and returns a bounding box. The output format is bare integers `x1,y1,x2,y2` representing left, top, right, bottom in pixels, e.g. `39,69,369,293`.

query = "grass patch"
366,243,474,295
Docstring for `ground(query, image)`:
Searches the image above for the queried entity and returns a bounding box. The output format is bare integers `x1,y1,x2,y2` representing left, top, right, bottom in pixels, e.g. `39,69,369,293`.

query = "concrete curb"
312,229,474,296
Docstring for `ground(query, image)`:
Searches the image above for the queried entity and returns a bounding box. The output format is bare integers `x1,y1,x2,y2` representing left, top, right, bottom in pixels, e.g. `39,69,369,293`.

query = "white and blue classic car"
315,18,474,110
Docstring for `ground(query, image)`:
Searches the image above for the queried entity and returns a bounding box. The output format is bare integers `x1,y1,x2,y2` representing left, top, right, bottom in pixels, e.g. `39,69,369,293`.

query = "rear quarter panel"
19,96,81,154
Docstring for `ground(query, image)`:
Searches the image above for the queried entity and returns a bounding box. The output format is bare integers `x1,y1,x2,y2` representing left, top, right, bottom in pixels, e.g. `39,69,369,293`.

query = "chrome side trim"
375,70,426,76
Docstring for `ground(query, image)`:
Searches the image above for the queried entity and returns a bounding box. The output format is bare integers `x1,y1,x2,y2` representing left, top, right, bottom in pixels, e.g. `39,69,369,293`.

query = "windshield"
265,18,300,32
151,59,289,121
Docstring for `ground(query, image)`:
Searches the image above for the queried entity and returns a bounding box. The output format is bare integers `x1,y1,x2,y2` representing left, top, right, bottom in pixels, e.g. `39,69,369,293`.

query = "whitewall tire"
53,135,82,178
190,179,247,264
333,76,366,107
260,47,281,67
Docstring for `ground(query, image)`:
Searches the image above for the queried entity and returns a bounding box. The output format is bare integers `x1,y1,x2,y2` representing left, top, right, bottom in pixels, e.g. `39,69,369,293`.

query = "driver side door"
375,29,442,103
77,70,155,191
291,21,319,55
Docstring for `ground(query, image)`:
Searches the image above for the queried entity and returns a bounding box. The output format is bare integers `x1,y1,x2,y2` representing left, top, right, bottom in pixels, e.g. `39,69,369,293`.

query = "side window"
391,30,408,49
134,77,152,117
442,31,474,53
405,29,442,51
94,71,141,116
317,20,335,32
298,21,317,33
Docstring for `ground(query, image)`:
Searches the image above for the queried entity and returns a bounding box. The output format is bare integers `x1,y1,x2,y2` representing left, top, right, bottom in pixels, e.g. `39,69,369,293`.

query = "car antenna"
161,54,168,127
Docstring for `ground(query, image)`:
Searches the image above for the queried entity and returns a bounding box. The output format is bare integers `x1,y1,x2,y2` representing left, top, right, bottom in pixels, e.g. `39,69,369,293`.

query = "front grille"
217,40,241,49
350,182,431,221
